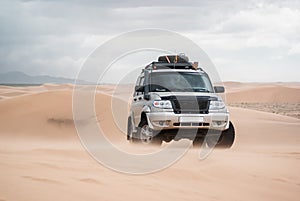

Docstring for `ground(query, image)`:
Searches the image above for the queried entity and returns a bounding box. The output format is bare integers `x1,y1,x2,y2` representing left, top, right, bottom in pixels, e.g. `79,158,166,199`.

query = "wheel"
138,118,162,146
216,121,235,148
127,117,132,141
193,122,235,149
127,117,139,143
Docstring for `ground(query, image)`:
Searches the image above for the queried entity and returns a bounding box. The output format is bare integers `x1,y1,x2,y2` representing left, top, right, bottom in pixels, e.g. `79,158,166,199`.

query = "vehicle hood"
150,92,222,100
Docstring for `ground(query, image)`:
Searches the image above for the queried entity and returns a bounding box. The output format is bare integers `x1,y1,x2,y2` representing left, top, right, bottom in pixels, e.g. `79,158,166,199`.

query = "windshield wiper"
155,88,167,92
193,87,210,92
154,87,170,92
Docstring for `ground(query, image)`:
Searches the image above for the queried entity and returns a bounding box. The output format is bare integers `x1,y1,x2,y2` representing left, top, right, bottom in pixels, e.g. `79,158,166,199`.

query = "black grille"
161,96,211,114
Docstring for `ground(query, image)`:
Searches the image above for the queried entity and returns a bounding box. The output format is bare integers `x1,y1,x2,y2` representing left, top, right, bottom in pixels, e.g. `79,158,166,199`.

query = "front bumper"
146,111,229,131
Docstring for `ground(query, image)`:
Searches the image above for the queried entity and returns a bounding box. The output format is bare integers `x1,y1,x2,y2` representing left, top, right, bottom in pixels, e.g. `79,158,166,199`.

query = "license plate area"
179,116,204,123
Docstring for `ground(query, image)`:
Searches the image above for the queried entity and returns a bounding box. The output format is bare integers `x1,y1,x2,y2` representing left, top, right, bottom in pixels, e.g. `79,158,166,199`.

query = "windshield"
149,72,213,93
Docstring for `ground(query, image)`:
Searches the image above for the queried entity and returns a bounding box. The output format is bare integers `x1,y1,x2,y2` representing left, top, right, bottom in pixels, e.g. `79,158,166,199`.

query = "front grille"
173,122,210,127
161,96,210,114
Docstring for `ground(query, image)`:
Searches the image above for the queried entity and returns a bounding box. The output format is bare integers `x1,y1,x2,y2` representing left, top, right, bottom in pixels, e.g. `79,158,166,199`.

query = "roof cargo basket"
144,54,200,70
145,62,197,70
158,54,189,63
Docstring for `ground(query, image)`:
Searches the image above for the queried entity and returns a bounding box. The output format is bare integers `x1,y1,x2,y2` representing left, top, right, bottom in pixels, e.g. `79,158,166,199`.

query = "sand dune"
224,82,300,118
0,84,299,201
226,85,300,103
0,90,76,140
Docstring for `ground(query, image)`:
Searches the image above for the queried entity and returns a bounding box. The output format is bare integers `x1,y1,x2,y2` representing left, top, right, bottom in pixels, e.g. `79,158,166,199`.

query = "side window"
137,76,144,96
139,77,144,86
133,77,141,97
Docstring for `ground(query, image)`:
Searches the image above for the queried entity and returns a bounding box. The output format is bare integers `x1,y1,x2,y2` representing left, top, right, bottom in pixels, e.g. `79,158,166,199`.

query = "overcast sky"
0,0,300,82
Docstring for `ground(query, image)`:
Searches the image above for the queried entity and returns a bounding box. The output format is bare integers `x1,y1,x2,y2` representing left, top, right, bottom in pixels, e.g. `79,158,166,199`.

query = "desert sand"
0,83,299,201
225,82,300,119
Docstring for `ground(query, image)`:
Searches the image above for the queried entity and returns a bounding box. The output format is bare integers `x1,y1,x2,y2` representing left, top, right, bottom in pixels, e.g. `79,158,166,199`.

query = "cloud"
204,3,300,48
288,43,300,55
0,0,299,82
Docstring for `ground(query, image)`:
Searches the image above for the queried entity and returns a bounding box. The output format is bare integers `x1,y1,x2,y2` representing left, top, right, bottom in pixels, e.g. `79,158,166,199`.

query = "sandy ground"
0,83,300,201
225,82,300,119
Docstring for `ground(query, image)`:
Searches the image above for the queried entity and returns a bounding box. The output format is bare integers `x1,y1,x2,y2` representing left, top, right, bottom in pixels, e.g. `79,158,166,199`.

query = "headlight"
210,100,225,110
153,100,173,109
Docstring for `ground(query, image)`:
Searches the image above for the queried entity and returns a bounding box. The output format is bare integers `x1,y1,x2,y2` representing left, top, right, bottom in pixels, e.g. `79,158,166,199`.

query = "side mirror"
135,85,144,92
214,86,225,93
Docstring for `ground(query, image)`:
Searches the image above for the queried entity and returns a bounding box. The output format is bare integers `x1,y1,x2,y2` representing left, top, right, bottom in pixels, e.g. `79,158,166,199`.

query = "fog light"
212,121,227,127
155,120,171,127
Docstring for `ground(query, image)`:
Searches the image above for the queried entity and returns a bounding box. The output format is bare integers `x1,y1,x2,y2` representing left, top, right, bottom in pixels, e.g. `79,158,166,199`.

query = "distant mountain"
0,71,91,85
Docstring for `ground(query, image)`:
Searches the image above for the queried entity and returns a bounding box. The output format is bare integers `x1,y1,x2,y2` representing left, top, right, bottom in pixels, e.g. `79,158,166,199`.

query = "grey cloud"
0,0,300,82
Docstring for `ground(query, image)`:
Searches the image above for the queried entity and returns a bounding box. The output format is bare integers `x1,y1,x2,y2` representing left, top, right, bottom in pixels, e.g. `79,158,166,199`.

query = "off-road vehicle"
127,54,235,148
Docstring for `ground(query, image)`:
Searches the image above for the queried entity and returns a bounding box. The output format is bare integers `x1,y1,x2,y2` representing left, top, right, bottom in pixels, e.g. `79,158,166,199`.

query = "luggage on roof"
144,54,201,71
158,54,189,63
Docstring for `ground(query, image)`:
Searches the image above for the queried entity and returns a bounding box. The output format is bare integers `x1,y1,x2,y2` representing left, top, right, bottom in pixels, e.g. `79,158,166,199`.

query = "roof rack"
143,54,203,72
145,62,195,70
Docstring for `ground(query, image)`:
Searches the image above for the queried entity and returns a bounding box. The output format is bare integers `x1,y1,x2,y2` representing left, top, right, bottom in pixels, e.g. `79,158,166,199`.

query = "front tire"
217,121,235,148
127,117,132,140
138,118,162,146
127,116,138,142
193,122,235,149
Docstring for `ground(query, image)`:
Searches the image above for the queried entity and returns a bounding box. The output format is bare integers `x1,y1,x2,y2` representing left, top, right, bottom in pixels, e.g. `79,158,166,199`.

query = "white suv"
127,55,235,147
